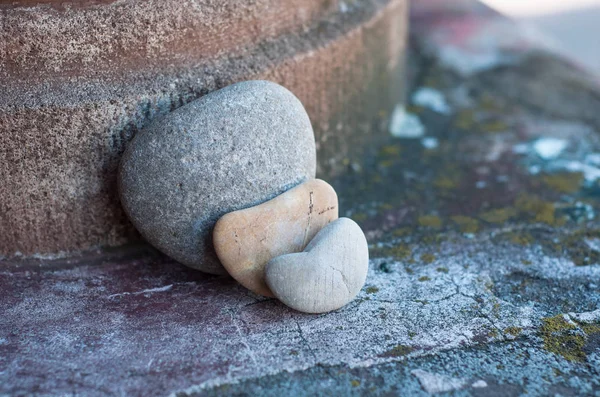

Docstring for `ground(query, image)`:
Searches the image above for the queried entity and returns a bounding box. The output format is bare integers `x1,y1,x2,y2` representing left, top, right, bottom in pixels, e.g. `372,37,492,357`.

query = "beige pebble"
213,179,338,296
265,217,369,314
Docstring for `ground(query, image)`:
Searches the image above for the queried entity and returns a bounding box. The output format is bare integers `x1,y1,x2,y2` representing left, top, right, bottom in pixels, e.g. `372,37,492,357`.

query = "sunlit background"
482,0,600,16
481,0,600,73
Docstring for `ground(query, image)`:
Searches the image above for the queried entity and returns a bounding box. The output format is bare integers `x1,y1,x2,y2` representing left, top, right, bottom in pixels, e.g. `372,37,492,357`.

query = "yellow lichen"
392,228,412,237
366,286,379,294
352,213,368,223
455,109,476,130
379,145,402,157
406,105,425,114
387,244,412,261
479,207,518,224
378,159,395,168
515,194,561,226
481,120,509,133
433,176,459,190
559,229,600,266
420,254,436,264
451,215,480,234
385,345,414,358
379,203,395,211
507,232,534,246
542,173,584,194
504,327,523,337
540,315,586,362
418,215,443,229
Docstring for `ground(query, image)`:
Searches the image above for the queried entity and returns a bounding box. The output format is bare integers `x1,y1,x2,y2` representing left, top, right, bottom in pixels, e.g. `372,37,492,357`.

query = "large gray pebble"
265,218,369,313
119,80,316,274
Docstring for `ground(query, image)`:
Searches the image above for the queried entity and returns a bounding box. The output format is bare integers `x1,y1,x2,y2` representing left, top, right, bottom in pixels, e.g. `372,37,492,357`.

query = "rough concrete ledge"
0,0,407,259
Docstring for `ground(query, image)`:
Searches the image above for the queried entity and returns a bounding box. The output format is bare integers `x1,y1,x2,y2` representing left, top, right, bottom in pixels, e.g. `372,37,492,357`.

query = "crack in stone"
228,308,259,367
329,265,351,295
295,319,317,361
302,191,315,248
448,277,507,341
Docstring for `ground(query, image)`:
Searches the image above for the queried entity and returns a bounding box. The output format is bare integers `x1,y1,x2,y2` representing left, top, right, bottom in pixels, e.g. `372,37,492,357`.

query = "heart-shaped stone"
118,81,316,274
265,218,369,313
214,179,338,297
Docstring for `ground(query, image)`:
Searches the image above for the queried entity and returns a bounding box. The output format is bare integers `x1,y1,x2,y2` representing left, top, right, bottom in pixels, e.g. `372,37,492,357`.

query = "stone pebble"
119,80,316,274
265,218,369,313
214,179,338,296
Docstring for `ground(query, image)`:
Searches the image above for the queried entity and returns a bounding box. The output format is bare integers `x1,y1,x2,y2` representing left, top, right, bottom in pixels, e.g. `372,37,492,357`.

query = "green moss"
450,215,480,234
366,286,379,294
350,380,361,387
414,300,429,305
540,315,586,362
479,207,518,224
408,331,417,338
504,327,523,337
542,173,584,194
418,215,443,229
385,345,414,358
521,259,532,266
289,350,299,356
418,276,431,282
420,253,436,264
436,267,449,273
488,329,499,338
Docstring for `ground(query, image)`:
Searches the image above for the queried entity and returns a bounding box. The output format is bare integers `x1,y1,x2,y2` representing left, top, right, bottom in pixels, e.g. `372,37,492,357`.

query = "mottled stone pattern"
2,0,600,395
0,0,407,259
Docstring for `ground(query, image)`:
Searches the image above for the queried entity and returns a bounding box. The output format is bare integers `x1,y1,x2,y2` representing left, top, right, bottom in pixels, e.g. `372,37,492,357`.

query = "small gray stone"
265,218,369,313
119,80,316,275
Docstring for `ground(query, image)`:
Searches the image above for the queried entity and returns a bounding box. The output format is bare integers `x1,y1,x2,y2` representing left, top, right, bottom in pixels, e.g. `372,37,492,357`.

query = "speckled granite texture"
2,0,600,395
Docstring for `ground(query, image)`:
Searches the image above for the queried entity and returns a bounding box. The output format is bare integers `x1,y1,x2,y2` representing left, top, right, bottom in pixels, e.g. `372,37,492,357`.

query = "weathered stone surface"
3,1,600,396
119,81,316,275
266,218,369,313
214,179,338,297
